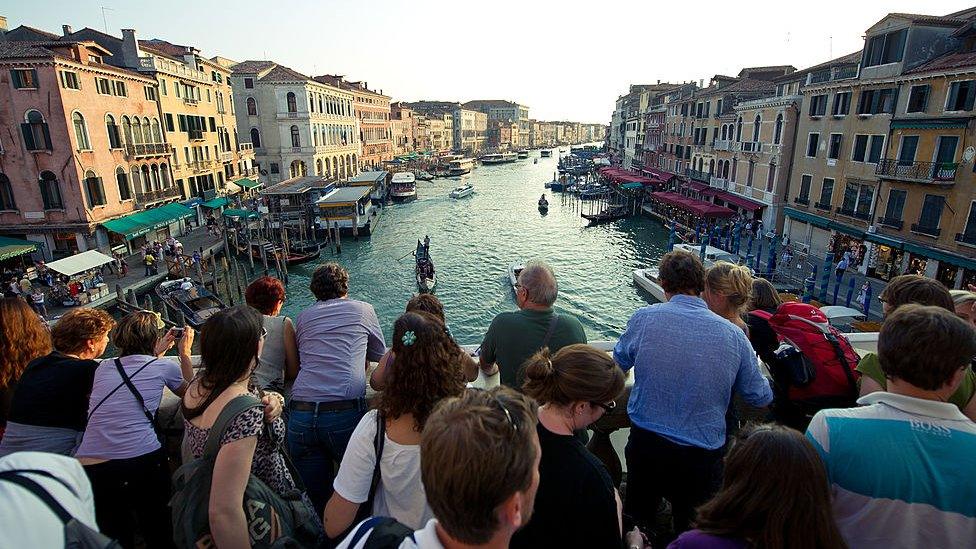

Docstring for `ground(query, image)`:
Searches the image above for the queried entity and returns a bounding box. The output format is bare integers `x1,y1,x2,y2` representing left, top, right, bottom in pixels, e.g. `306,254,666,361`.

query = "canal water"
274,151,670,345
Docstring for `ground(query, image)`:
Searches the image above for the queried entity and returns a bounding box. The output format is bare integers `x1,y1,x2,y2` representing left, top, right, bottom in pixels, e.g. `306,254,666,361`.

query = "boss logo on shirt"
909,419,952,438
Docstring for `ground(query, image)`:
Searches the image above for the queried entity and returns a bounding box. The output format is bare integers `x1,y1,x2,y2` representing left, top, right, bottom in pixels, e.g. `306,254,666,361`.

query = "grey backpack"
0,469,120,548
170,394,322,548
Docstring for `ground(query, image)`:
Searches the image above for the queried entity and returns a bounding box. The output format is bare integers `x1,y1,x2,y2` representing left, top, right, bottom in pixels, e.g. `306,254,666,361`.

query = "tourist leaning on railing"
0,297,52,443
0,307,112,457
245,276,299,394
75,311,193,549
950,289,976,329
511,344,625,549
325,311,466,542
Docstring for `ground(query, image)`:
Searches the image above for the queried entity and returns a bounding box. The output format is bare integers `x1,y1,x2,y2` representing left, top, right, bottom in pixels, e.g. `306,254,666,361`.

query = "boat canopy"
46,249,115,276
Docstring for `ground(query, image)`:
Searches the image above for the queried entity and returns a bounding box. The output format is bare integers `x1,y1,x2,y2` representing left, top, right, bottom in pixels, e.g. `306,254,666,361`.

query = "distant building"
487,119,518,151
390,102,415,155
452,108,487,154
462,100,530,147
315,75,393,170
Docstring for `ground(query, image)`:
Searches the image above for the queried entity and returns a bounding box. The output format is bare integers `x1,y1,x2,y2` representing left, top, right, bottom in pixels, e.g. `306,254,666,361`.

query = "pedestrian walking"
836,250,851,278
144,253,155,277
29,289,46,319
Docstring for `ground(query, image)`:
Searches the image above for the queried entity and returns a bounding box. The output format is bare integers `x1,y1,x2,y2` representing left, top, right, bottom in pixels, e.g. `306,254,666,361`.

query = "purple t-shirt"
668,530,748,549
75,355,183,460
293,298,386,402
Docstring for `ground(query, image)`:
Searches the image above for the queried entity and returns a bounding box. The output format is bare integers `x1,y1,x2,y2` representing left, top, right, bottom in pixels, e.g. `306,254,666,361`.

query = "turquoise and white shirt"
806,392,976,549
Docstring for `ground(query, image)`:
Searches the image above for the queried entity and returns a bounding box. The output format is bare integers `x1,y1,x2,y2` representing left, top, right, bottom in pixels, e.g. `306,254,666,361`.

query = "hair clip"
401,330,416,346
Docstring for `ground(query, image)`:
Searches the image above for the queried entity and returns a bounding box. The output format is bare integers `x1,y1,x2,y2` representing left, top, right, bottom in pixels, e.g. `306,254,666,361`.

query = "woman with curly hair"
0,297,52,441
323,311,466,542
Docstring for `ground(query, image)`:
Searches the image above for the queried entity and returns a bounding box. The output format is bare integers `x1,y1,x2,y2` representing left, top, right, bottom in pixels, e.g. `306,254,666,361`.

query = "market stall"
45,250,115,306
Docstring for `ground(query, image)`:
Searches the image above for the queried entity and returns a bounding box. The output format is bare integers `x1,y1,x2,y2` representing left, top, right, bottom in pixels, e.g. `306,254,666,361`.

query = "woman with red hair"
245,276,298,393
0,297,52,441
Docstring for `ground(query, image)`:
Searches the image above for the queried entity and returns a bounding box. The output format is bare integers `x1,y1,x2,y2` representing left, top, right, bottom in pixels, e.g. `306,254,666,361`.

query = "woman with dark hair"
75,311,193,548
669,423,846,549
324,311,466,540
0,297,51,441
511,344,626,548
181,305,314,547
744,278,783,366
245,275,299,393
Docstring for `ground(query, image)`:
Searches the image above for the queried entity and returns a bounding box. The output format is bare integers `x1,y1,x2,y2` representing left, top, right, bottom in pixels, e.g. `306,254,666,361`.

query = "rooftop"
346,171,388,184
317,186,373,204
261,176,333,195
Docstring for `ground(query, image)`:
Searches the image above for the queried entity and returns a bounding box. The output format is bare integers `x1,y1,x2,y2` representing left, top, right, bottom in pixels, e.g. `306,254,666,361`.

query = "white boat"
517,150,529,159
540,149,553,158
508,262,524,294
632,267,666,302
480,152,518,165
390,172,417,202
448,158,475,176
450,183,474,198
414,170,434,181
633,244,745,303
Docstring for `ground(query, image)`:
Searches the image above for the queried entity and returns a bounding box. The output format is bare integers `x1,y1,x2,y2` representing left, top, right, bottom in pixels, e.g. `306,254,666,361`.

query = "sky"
6,0,974,124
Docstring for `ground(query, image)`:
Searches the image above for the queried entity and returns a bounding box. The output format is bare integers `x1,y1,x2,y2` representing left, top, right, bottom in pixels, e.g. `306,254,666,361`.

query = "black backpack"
0,469,121,548
170,394,322,548
343,516,415,549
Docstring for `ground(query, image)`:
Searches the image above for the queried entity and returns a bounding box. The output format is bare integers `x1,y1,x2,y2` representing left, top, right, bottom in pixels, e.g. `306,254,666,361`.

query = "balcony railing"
219,150,233,162
183,97,199,106
814,201,832,211
239,142,254,152
836,206,872,221
956,232,976,246
685,168,710,183
877,217,904,230
709,176,728,189
135,186,182,207
124,143,170,158
712,139,731,152
763,143,783,155
794,196,810,206
876,159,959,183
911,223,941,237
188,160,216,174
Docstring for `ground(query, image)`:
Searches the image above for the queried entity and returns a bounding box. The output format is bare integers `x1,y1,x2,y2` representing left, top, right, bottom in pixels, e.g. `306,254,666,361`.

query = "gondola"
582,206,628,225
415,239,436,293
238,241,321,266
156,278,225,329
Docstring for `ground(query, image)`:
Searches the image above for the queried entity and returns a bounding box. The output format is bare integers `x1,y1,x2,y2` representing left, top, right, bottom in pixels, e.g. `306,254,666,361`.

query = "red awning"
713,190,764,211
686,181,708,191
649,192,735,218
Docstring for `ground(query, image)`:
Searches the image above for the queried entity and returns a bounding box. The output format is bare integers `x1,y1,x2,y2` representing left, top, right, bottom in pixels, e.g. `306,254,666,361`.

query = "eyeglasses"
877,296,887,303
591,400,616,413
260,327,268,339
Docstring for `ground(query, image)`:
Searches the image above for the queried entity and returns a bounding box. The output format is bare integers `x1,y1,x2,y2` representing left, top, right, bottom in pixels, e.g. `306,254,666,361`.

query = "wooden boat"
538,199,549,213
156,278,225,329
414,170,435,181
450,183,474,198
582,205,628,224
508,262,524,294
415,239,436,293
239,241,321,266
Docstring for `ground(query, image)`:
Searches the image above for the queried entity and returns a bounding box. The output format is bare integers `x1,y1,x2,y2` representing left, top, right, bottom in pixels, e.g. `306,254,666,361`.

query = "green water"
273,152,670,345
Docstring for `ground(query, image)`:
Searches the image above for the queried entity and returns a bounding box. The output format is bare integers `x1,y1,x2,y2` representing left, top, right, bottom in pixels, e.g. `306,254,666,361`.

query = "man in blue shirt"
614,250,772,542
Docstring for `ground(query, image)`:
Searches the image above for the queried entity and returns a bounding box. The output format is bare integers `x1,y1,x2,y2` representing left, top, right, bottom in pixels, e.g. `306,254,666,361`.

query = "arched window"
752,115,761,143
708,158,715,176
774,114,783,145
325,157,331,177
723,160,730,179
309,94,315,112
131,166,143,193
160,164,171,188
721,125,727,140
766,162,776,191
23,110,51,151
289,160,306,178
121,116,133,145
142,117,152,144
0,173,16,210
352,153,357,169
735,117,743,142
316,158,323,175
290,125,301,147
131,118,143,144
150,164,161,189
105,115,121,149
141,165,152,192
286,92,297,113
151,119,162,143
38,171,63,209
72,112,91,150
250,128,261,148
116,167,131,201
312,125,318,147
730,158,738,181
84,170,106,207
246,97,257,116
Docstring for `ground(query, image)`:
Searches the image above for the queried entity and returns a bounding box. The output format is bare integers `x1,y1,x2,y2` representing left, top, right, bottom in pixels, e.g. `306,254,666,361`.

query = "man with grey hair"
480,260,587,388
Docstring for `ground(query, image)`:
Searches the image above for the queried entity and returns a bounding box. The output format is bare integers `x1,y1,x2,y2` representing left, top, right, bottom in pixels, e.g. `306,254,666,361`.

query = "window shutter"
30,70,38,88
41,124,52,150
21,123,35,150
11,70,22,88
965,82,976,111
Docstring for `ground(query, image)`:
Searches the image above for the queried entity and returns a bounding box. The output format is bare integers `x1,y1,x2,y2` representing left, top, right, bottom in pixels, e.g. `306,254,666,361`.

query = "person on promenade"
30,288,47,318
744,278,783,367
74,312,194,549
950,289,976,328
807,305,976,547
291,262,387,514
614,250,773,544
668,424,845,549
324,311,466,541
144,252,156,277
703,261,753,334
337,387,541,549
370,294,479,390
0,297,52,442
0,307,112,456
856,275,976,421
245,276,299,394
480,260,587,389
835,250,850,279
181,305,313,548
511,344,625,549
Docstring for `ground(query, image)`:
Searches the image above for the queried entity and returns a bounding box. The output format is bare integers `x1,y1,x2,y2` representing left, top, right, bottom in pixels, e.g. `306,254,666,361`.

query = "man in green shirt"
480,261,587,389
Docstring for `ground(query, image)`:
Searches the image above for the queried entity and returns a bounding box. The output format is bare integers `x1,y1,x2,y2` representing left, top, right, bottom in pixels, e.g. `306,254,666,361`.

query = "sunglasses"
591,400,616,413
260,327,268,339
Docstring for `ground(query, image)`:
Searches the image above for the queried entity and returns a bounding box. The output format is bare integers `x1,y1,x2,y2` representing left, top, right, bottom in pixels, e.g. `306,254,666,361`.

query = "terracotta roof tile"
259,64,310,82
906,51,976,74
230,60,277,75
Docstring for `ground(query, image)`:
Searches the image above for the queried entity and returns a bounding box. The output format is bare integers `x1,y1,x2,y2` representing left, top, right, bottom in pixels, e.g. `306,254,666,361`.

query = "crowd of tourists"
0,253,974,548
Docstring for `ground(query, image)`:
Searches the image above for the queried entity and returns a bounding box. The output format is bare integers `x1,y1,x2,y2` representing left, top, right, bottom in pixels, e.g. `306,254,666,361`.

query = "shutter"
178,115,186,132
965,82,976,111
30,70,38,88
948,84,960,111
42,124,52,150
21,123,35,150
11,70,22,88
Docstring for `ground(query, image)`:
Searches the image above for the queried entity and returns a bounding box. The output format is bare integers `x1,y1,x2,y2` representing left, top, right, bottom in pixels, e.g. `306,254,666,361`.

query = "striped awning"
0,236,38,261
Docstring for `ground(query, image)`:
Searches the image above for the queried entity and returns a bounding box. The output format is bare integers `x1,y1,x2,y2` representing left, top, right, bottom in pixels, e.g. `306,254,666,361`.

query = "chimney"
62,24,73,36
699,79,703,87
120,28,141,69
0,16,7,37
657,79,661,84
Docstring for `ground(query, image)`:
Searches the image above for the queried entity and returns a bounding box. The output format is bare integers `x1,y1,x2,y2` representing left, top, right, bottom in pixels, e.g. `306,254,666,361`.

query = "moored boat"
414,170,434,181
508,262,524,294
449,183,474,199
156,278,225,329
517,150,529,159
391,172,418,202
632,267,666,302
480,152,518,165
416,239,436,293
540,149,553,158
582,205,627,224
448,158,475,176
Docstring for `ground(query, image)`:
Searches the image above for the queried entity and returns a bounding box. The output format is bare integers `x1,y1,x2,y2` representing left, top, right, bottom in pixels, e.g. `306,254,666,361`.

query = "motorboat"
632,267,666,302
390,172,418,202
672,242,740,265
415,239,436,293
540,149,553,158
156,278,226,329
448,158,475,176
450,183,474,199
508,262,524,294
538,196,549,213
414,170,435,181
480,152,518,165
517,150,529,159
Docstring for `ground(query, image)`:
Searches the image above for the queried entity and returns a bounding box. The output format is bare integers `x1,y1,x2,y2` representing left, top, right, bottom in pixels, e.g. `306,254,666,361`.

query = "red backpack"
750,302,861,428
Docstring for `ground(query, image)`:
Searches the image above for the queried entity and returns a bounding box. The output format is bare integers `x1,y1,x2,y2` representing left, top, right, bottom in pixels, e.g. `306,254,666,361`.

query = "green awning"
620,182,644,190
864,231,904,250
222,208,259,219
101,203,194,241
234,178,262,190
201,197,230,209
903,240,976,270
102,215,151,240
784,207,832,231
890,118,970,130
0,236,38,261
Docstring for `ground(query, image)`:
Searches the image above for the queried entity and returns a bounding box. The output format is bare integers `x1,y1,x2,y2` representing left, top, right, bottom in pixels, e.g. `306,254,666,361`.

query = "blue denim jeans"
286,399,367,514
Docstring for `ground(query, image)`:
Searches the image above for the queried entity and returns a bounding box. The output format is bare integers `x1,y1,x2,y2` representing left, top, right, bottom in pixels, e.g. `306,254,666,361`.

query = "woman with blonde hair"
511,343,626,548
703,261,754,333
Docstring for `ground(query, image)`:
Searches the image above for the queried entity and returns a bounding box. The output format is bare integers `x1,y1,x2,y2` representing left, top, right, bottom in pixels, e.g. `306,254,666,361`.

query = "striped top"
806,392,976,549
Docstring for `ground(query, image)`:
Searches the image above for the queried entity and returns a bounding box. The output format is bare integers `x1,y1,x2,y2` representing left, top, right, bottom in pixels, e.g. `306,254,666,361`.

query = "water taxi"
390,172,418,202
632,243,741,302
540,149,553,158
480,152,518,165
508,262,525,294
448,158,475,176
414,170,434,181
156,278,225,329
516,150,529,159
449,183,474,199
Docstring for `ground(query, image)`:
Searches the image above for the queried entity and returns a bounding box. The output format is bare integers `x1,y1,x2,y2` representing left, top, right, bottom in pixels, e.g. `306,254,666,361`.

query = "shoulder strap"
202,394,264,461
540,313,560,350
87,358,158,423
825,333,859,399
366,411,386,506
364,517,415,549
748,309,773,321
346,517,385,548
0,469,79,498
113,358,159,430
0,472,73,523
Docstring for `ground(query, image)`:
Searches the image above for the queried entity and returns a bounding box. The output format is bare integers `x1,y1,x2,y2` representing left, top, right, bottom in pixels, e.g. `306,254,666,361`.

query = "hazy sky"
7,0,973,123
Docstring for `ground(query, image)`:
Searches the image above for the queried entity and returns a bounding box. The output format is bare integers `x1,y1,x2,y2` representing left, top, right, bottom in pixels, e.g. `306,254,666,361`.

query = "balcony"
814,201,832,211
709,176,728,190
876,159,958,184
794,196,810,206
877,216,904,230
685,168,710,183
956,232,976,246
763,143,783,155
911,223,941,237
124,143,170,159
740,141,762,153
188,160,216,174
836,206,872,221
239,142,254,152
183,97,199,106
220,150,233,162
135,186,182,207
712,139,732,152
